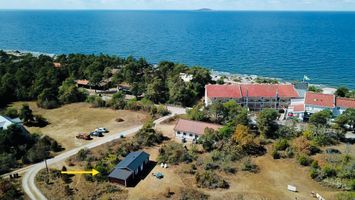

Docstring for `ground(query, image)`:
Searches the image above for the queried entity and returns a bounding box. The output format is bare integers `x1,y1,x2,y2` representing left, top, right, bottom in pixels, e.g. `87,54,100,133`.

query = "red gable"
206,84,299,99
305,92,335,108
336,98,355,109
206,84,242,98
174,119,222,136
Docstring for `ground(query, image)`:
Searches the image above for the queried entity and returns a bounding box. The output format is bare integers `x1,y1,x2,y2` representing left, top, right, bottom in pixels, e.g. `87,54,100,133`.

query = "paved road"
21,106,186,200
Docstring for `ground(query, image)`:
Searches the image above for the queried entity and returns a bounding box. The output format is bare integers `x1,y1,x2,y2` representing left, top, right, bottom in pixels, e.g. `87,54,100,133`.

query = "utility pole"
44,159,49,174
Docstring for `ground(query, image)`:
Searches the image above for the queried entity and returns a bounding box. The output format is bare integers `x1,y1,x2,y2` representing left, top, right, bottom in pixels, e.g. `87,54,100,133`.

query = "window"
189,133,193,137
183,132,186,136
177,131,181,134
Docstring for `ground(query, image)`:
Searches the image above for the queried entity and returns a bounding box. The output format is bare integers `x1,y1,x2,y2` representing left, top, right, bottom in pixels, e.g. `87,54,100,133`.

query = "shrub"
195,170,229,189
349,179,355,191
322,165,337,178
297,154,312,166
86,95,106,107
293,136,320,156
180,188,209,200
158,142,193,164
335,192,355,200
134,120,164,147
311,160,319,169
310,168,320,179
3,108,19,118
285,147,294,158
0,153,17,174
276,125,298,139
0,179,22,199
271,149,280,159
274,139,289,151
77,148,90,161
241,157,258,173
157,105,170,116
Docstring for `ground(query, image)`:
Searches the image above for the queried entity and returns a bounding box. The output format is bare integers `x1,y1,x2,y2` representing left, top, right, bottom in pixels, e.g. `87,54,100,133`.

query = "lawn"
10,102,149,150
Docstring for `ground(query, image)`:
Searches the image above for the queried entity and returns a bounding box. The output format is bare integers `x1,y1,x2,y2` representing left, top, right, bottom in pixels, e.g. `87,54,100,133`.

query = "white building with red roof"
287,92,355,119
205,84,300,110
174,119,222,142
304,92,335,114
334,97,355,115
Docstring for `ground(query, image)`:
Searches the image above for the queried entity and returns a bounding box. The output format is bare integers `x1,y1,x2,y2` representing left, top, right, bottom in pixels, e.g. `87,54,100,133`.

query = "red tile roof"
53,62,62,68
174,119,222,136
336,98,355,109
206,84,299,98
305,92,335,108
206,84,242,98
240,84,299,98
76,79,89,85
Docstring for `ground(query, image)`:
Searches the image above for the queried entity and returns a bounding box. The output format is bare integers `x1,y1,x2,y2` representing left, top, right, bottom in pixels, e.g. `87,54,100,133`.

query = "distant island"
196,8,213,11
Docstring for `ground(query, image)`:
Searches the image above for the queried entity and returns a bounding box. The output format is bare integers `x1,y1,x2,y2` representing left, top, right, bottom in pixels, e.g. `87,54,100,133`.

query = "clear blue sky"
1,0,355,11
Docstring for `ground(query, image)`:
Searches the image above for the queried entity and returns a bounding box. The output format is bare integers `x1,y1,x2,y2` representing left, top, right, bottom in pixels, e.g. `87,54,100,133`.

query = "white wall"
175,131,199,141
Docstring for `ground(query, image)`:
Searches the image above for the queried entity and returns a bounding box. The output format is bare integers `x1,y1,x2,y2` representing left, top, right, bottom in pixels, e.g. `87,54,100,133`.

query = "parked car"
95,127,108,133
76,133,91,140
90,131,103,137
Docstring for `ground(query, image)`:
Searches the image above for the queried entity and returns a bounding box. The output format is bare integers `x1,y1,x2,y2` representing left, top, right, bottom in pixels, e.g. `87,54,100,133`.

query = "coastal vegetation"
0,123,62,174
0,51,213,109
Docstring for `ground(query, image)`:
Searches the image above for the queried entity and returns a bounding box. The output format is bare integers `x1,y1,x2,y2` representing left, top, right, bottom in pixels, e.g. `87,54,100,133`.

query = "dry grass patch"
10,102,149,150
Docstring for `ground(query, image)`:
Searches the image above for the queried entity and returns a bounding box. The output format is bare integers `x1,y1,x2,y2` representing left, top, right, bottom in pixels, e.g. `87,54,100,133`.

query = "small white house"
0,115,22,131
174,119,222,142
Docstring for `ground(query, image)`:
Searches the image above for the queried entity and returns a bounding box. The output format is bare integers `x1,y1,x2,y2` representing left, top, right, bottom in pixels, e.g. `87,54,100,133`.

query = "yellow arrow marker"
61,169,100,176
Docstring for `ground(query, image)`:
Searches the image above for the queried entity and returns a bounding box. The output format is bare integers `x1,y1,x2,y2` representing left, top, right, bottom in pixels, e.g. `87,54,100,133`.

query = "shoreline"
210,70,338,94
2,49,340,93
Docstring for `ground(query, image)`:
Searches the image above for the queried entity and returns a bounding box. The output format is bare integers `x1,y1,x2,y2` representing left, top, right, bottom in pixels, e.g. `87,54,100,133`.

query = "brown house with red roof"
205,84,300,110
174,119,222,142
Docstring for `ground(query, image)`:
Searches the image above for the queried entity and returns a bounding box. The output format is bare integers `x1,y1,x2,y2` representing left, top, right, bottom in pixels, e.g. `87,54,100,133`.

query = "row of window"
176,131,194,137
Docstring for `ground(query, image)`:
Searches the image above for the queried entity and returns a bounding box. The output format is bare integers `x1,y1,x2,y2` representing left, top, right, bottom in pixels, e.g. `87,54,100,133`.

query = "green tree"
187,104,208,121
235,109,250,126
308,86,323,93
222,100,242,123
145,78,168,103
335,108,355,131
167,76,196,106
335,86,349,97
37,88,60,109
309,110,332,127
208,101,226,124
0,153,17,174
198,128,220,152
3,108,19,119
19,104,34,124
257,108,279,138
89,72,103,91
58,78,87,104
188,67,212,96
110,91,126,109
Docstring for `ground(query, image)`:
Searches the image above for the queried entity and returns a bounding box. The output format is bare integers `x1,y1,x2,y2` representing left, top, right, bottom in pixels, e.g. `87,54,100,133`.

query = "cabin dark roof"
117,151,149,171
108,168,133,180
108,151,150,181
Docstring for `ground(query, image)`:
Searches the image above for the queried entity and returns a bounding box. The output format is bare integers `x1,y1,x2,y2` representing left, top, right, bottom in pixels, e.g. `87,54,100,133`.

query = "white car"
95,128,108,133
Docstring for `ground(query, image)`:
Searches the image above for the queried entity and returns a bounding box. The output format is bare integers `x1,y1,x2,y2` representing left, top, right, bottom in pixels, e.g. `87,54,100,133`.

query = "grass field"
10,102,149,150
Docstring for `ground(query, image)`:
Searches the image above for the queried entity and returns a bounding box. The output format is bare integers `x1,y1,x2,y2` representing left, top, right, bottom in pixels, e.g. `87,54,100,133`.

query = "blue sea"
0,10,354,88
